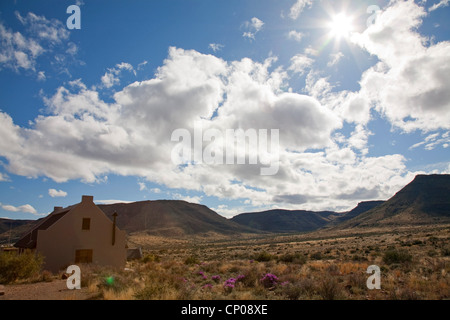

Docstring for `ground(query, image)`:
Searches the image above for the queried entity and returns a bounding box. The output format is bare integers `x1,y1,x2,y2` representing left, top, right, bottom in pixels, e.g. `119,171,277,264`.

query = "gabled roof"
14,205,76,249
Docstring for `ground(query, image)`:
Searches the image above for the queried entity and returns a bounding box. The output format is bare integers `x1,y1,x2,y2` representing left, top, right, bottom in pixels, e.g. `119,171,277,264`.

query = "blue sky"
0,0,449,219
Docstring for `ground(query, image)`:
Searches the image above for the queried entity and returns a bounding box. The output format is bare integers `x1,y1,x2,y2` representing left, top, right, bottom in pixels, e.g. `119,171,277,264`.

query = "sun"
328,13,354,39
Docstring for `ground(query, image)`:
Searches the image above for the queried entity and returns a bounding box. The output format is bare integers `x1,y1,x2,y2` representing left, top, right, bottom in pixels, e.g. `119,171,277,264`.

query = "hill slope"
0,218,37,245
332,201,385,225
231,209,340,233
98,200,257,237
334,174,450,229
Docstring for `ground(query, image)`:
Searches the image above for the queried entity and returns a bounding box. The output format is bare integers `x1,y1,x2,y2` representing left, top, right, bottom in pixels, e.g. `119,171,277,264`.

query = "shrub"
310,252,323,260
0,250,43,284
317,277,343,300
383,249,412,265
278,253,307,265
351,254,367,262
281,278,315,300
184,255,200,265
240,266,260,288
254,251,274,262
98,273,128,293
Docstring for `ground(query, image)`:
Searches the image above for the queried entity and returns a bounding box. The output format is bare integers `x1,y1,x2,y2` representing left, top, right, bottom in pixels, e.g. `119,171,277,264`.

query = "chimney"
54,206,63,211
82,195,94,203
112,212,118,246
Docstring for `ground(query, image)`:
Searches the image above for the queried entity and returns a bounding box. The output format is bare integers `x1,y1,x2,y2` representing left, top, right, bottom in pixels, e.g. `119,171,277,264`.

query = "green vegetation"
0,250,43,284
383,249,412,265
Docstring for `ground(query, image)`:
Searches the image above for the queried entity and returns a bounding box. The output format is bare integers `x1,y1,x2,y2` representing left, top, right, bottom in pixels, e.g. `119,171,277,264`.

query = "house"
15,195,127,272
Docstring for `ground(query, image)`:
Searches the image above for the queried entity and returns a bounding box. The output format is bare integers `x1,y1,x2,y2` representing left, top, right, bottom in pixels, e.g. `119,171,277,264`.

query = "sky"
0,0,449,220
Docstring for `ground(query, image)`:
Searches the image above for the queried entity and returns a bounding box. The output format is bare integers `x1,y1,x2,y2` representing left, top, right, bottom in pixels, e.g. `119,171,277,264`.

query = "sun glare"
328,13,354,39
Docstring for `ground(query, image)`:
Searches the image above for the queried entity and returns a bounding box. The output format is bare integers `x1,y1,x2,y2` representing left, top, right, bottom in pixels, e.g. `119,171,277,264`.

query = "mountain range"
1,174,449,244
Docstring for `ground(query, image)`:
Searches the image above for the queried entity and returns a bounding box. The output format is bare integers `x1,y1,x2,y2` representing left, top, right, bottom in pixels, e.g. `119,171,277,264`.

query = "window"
75,249,93,263
82,218,90,230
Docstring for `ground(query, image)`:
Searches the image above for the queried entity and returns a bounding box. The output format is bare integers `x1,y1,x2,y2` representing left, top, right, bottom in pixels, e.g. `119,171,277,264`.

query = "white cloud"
409,131,450,150
288,54,314,75
351,0,450,132
249,17,264,31
137,60,148,70
101,62,135,88
243,17,264,40
172,193,203,204
37,70,46,81
288,30,304,42
327,52,344,67
2,203,38,215
209,43,224,52
48,188,68,197
289,0,313,20
15,11,69,43
0,11,74,73
429,0,449,11
0,172,9,182
95,199,134,205
138,182,147,191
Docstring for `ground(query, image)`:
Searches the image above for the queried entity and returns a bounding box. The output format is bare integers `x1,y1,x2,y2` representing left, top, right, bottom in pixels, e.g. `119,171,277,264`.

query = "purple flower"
202,284,213,289
224,278,236,289
211,275,221,282
281,281,290,286
261,273,279,288
237,275,245,281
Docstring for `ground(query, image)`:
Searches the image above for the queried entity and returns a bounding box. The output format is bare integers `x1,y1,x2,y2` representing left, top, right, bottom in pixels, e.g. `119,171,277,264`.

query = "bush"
310,252,323,260
0,250,43,284
254,251,274,262
281,278,315,300
184,255,200,265
441,246,450,257
383,249,412,265
317,277,343,300
278,253,307,265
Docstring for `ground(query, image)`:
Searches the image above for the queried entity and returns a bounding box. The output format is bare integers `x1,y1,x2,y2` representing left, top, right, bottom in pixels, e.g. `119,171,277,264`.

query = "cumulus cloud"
0,45,421,213
172,193,203,204
351,0,450,132
48,188,68,197
288,54,314,75
2,203,38,215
